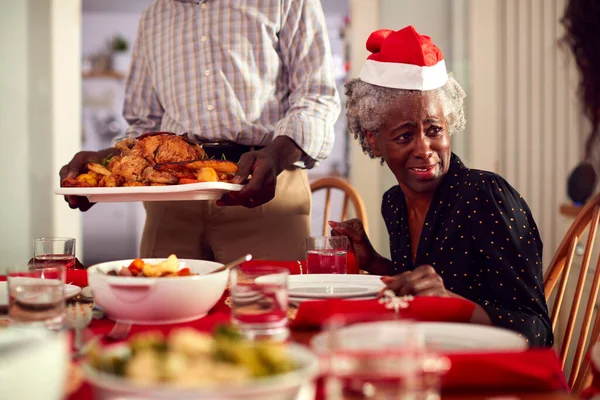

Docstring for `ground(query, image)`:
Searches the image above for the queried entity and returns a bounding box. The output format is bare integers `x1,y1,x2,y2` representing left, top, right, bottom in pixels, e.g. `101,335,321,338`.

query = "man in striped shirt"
60,0,340,262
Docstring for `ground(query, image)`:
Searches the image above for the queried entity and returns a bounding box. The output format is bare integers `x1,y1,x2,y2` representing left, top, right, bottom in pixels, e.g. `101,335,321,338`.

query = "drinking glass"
315,313,449,400
33,237,76,270
7,265,66,330
306,236,348,274
230,265,289,341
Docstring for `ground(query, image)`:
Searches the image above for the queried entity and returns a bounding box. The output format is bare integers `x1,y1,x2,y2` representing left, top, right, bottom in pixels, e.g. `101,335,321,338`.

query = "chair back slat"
322,188,332,236
545,194,600,393
570,229,600,386
559,206,600,369
551,236,578,332
341,194,350,222
573,313,600,392
310,177,369,236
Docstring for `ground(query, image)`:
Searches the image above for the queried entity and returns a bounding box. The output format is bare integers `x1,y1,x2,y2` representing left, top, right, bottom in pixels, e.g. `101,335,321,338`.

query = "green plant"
111,35,128,53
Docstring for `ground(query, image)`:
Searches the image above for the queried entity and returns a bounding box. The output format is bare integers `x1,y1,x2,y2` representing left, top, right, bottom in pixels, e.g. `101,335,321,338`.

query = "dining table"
1,260,581,400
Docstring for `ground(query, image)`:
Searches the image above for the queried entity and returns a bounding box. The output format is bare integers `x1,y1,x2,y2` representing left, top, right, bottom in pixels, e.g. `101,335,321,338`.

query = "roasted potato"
99,174,125,187
155,160,238,175
123,181,145,187
178,178,202,185
61,177,93,188
196,167,219,182
75,172,99,187
142,254,179,277
87,162,112,176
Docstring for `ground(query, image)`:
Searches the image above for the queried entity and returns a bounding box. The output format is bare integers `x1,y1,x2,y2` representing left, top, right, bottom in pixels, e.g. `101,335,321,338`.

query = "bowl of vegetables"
83,326,320,400
87,255,228,324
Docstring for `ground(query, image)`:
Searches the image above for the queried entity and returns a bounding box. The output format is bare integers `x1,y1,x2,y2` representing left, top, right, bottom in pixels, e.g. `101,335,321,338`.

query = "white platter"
0,281,81,308
287,274,384,299
311,321,528,354
55,181,244,202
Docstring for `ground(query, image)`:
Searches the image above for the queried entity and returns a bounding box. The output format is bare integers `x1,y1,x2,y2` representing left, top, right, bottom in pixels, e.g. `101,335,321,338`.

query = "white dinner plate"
55,181,244,202
0,281,81,308
311,321,528,354
287,274,384,299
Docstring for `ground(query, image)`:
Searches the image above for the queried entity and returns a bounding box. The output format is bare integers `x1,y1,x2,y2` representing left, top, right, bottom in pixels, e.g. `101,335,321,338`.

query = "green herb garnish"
101,153,115,167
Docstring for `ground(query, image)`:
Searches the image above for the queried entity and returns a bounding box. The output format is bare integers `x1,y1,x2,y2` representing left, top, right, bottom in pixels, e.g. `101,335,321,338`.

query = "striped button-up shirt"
122,0,341,166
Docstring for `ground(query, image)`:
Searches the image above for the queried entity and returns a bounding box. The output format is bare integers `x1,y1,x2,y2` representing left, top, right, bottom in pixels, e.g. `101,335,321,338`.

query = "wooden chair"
310,176,369,236
544,192,600,392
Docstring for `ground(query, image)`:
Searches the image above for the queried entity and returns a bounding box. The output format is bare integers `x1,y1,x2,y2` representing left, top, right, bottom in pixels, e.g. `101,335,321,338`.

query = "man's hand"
59,148,118,212
381,265,449,297
218,136,303,208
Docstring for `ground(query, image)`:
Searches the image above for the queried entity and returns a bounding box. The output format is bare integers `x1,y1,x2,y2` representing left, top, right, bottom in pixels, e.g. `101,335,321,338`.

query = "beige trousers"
140,168,311,263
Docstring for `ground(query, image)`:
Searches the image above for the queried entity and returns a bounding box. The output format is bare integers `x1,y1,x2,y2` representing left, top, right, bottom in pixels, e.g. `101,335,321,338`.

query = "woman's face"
367,92,451,196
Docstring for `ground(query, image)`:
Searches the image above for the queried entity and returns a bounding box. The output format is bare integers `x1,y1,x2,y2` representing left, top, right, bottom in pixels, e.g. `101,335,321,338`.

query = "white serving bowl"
82,342,319,400
0,327,69,400
87,259,228,325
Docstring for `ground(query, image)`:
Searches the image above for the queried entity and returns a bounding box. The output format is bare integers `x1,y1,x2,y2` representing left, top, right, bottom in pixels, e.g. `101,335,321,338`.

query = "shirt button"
207,104,214,111
200,2,207,9
201,36,207,42
204,70,211,76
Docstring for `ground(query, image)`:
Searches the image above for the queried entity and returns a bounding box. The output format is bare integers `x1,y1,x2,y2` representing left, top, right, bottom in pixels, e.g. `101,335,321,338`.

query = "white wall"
0,0,82,270
0,2,31,268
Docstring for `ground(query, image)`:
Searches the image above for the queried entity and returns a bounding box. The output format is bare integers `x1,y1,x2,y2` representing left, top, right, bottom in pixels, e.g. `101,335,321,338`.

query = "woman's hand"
328,219,375,269
381,264,449,297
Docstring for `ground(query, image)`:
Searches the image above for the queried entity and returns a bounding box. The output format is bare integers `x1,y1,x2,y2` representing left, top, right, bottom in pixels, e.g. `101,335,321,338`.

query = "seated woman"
331,26,553,347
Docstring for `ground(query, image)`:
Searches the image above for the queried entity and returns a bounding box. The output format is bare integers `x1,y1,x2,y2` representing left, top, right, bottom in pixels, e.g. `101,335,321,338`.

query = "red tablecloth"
1,266,568,398
69,292,568,399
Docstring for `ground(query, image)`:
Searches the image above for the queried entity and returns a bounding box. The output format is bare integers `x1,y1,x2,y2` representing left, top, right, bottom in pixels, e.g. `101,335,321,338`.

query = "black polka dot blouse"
381,153,553,347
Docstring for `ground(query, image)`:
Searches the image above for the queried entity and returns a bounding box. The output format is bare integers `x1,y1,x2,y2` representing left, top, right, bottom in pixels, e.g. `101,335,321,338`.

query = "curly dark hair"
561,0,600,158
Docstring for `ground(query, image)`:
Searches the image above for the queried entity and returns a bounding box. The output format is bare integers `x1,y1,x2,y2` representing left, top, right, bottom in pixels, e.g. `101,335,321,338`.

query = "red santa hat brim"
360,59,448,90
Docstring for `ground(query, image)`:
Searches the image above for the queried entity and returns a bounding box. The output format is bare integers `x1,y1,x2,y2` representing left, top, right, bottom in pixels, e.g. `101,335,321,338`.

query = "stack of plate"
287,274,385,303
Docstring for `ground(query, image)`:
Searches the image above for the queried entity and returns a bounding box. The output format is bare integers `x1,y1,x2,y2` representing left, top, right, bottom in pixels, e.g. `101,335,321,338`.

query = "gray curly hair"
345,74,466,160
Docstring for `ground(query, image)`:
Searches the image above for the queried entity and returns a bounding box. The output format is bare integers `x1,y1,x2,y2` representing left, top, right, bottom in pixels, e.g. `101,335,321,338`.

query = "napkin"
66,270,88,288
241,260,304,275
290,296,476,330
443,349,568,392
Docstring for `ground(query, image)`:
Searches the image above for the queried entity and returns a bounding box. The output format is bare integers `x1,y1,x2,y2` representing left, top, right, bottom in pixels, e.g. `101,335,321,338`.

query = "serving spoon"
208,254,252,274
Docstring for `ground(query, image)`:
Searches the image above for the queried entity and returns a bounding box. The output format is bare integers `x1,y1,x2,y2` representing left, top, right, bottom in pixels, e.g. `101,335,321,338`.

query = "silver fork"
107,320,132,341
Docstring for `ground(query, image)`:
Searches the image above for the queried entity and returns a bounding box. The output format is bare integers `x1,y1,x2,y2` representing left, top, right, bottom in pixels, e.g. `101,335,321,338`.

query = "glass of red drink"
33,237,76,271
230,265,289,341
306,236,348,274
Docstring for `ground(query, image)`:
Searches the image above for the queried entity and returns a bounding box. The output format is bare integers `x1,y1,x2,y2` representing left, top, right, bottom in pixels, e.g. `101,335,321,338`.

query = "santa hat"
359,25,448,91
